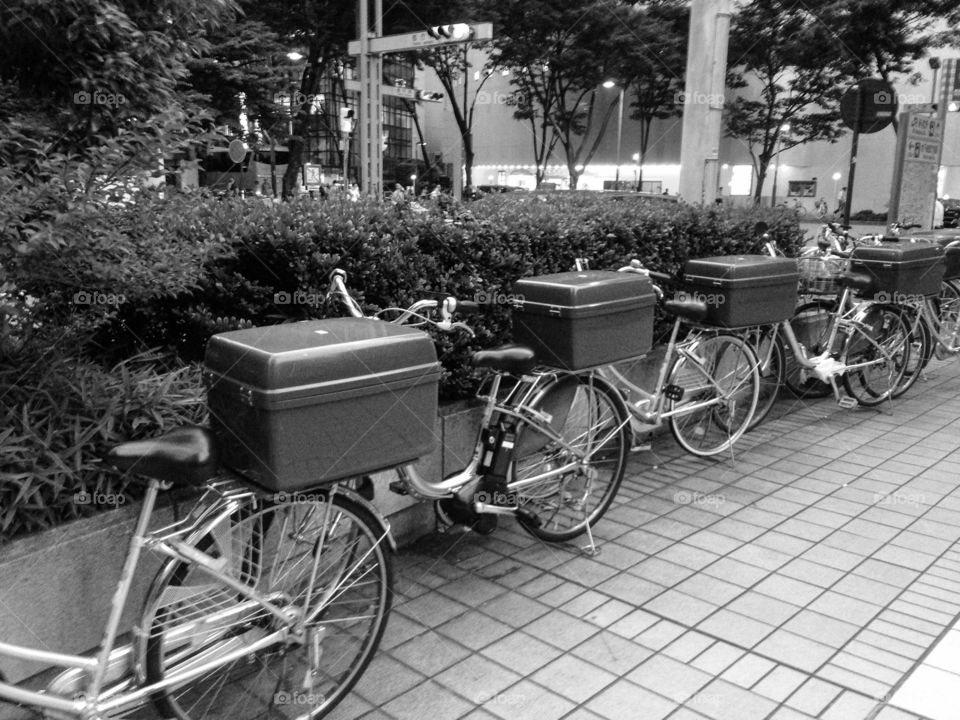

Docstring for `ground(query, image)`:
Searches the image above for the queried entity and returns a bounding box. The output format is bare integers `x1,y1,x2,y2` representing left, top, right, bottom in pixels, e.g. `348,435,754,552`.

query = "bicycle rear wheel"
667,333,760,456
142,493,392,720
783,300,835,398
893,304,930,396
746,326,785,431
510,373,629,542
841,303,910,406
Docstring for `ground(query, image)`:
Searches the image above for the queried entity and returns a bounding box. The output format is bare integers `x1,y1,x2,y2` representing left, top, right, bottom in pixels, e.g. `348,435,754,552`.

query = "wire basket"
797,255,848,295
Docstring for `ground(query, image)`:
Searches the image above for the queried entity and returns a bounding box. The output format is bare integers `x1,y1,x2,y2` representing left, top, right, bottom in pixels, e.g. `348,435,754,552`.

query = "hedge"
0,190,804,540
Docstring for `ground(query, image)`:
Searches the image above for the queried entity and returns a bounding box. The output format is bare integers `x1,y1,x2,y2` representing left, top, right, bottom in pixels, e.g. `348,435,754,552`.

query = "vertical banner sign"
888,112,943,229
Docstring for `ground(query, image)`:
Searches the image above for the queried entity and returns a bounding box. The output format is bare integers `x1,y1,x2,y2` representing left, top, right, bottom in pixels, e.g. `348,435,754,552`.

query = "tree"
484,0,646,189
724,1,854,203
621,0,688,190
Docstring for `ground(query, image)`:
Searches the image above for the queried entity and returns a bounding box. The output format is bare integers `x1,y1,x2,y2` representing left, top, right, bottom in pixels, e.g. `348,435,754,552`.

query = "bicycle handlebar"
326,269,475,336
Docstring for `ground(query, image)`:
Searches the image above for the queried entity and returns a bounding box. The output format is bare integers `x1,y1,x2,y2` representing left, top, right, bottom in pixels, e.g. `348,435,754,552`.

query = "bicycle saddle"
471,345,537,375
663,299,708,323
105,426,219,486
839,272,874,291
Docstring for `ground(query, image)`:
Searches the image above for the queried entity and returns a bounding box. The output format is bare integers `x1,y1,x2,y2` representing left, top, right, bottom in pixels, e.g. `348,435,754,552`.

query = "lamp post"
770,123,790,206
603,81,624,189
632,152,640,190
832,171,842,210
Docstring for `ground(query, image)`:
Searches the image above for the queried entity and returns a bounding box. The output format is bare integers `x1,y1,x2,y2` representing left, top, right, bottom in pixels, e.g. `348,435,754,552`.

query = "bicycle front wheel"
667,333,760,456
934,279,960,359
783,300,835,398
510,373,629,542
142,492,393,720
841,303,910,406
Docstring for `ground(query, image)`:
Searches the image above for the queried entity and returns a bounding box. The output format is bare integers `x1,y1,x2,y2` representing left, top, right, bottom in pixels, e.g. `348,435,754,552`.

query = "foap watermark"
475,90,522,106
874,290,925,305
676,90,725,107
477,690,525,706
274,491,326,504
74,490,126,507
274,290,324,307
275,91,324,109
274,691,326,706
874,490,925,508
675,291,726,307
74,291,126,306
73,90,127,107
688,692,723,710
674,490,725,508
474,290,523,306
475,490,517,506
873,90,926,106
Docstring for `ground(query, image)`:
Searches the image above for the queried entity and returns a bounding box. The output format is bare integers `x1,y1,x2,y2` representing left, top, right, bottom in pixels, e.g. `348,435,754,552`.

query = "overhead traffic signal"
426,24,471,41
417,91,444,103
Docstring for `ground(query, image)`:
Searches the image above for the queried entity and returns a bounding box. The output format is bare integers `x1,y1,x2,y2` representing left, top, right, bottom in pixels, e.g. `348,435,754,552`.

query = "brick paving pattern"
331,359,960,720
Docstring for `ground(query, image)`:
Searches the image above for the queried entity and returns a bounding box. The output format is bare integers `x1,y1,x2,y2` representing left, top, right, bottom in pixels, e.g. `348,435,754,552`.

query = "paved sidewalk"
332,358,960,720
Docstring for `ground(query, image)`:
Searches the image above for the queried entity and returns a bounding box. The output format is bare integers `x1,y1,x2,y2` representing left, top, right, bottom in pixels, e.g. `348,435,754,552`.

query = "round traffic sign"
840,79,897,134
227,139,247,163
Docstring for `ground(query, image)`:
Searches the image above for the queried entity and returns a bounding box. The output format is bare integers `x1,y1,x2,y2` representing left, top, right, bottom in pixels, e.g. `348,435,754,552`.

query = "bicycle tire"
893,303,931,395
783,299,835,398
746,326,786,431
841,303,910,406
933,279,960,360
667,333,760,456
510,373,629,542
142,492,393,720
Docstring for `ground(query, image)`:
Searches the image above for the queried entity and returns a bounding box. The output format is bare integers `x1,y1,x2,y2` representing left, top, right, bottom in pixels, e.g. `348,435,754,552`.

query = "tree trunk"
463,131,474,191
753,164,768,205
282,51,322,200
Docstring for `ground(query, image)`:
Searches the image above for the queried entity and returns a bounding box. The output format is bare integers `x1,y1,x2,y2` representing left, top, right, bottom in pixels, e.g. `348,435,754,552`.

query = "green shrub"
0,191,803,539
0,351,205,541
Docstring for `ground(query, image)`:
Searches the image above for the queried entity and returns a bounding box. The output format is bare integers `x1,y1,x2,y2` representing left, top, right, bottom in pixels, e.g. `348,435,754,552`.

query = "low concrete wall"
0,401,484,693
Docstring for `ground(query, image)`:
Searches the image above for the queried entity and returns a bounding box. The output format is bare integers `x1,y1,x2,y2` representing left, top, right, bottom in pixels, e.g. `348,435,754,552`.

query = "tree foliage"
483,0,648,189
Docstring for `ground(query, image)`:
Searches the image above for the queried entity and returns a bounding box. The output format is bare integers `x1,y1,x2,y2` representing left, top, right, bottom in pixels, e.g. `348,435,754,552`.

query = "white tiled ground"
889,621,960,720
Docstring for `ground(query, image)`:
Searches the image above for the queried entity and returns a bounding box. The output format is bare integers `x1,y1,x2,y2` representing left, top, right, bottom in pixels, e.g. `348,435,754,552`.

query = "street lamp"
603,80,624,189
632,152,640,188
770,123,790,207
831,171,842,210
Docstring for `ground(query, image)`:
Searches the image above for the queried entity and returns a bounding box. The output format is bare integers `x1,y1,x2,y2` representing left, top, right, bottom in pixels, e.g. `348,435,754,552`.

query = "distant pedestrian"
835,186,846,214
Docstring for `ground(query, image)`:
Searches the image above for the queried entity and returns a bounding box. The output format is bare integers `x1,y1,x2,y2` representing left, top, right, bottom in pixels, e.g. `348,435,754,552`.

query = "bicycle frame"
601,315,751,425
0,478,394,719
395,369,629,503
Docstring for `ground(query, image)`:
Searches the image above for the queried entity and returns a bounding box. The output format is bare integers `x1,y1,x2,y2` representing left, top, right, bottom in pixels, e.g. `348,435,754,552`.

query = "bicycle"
581,261,762,458
0,450,395,719
326,269,632,550
747,225,914,410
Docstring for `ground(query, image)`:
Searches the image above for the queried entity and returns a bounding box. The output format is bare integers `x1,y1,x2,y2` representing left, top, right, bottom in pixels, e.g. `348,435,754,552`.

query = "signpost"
348,5,493,196
838,78,897,226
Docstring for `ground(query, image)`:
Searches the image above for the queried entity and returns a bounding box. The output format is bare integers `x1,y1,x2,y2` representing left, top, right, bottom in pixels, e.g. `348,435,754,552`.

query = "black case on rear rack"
681,255,799,328
204,318,440,491
896,231,960,281
849,240,945,297
512,270,657,370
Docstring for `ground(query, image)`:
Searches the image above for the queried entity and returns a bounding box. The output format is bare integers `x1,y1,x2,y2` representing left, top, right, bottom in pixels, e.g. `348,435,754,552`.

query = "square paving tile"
480,631,564,676
531,653,618,703
572,629,654,676
697,609,777,648
627,653,713,703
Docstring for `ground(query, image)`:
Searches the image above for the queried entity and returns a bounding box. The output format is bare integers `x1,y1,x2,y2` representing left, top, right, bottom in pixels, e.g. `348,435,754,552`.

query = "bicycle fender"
332,485,399,554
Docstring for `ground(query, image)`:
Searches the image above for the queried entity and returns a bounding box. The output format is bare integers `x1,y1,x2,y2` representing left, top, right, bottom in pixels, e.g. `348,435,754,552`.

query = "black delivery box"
682,255,799,328
895,230,960,281
512,270,657,370
204,318,440,491
850,240,945,297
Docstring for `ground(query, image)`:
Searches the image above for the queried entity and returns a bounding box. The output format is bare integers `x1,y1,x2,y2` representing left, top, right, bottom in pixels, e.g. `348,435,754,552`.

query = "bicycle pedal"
837,396,858,409
664,384,685,401
388,480,409,496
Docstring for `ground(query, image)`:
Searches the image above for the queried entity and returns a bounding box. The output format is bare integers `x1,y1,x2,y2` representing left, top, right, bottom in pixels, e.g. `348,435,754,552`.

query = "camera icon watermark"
74,490,126,507
475,490,518,506
475,90,523,106
874,290,923,305
273,491,325,504
675,290,725,307
73,90,127,107
474,291,523,305
274,691,326,706
674,490,725,508
74,291,126,306
274,290,323,307
675,90,725,107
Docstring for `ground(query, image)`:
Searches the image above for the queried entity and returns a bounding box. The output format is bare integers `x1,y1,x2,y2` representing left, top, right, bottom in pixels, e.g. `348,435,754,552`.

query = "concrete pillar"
679,0,732,205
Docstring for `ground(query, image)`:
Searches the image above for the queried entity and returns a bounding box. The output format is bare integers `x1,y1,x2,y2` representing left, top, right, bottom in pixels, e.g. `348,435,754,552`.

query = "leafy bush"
0,191,803,540
0,351,205,541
